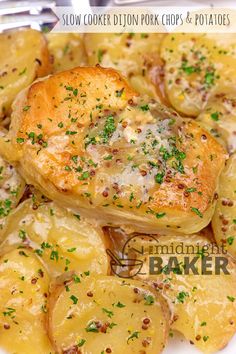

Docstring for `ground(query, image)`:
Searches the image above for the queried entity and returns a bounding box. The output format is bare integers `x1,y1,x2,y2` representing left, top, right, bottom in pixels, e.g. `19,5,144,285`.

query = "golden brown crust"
150,120,224,212
5,66,226,234
18,65,136,137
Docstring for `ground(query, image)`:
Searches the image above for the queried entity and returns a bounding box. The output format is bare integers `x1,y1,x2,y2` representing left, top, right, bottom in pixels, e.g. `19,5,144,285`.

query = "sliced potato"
0,29,52,118
129,234,236,353
212,154,236,257
0,199,108,277
85,33,167,101
197,87,236,153
161,33,236,116
48,274,169,354
0,248,53,353
47,33,87,73
0,153,25,224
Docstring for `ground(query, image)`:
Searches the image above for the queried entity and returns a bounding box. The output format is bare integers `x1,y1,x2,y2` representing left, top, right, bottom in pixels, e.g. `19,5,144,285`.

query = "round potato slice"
48,274,169,354
128,234,236,353
161,33,236,117
197,87,236,153
0,248,53,353
212,154,236,258
47,33,88,73
0,153,25,224
85,33,166,102
0,199,108,277
0,29,52,118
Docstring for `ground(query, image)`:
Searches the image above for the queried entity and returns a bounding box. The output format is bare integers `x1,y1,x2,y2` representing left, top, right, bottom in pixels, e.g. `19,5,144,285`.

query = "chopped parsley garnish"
50,208,54,216
85,115,116,148
113,301,126,308
127,331,140,343
3,307,16,317
191,207,203,218
84,136,96,149
0,199,12,217
78,171,90,180
203,336,209,342
58,122,64,128
41,242,51,249
156,212,166,219
50,250,59,262
109,322,117,329
102,308,114,318
186,187,197,193
78,339,86,347
204,70,215,86
23,105,31,111
18,229,26,241
100,115,116,143
144,294,155,305
97,49,104,63
41,304,47,313
73,88,78,97
71,155,78,164
66,130,77,135
227,296,235,302
181,61,200,75
211,112,220,121
155,172,165,184
73,274,81,283
67,247,76,252
146,208,166,219
16,137,25,144
70,295,78,304
140,104,149,111
35,249,43,257
104,155,113,160
85,321,99,333
19,67,27,76
227,236,234,246
176,291,189,304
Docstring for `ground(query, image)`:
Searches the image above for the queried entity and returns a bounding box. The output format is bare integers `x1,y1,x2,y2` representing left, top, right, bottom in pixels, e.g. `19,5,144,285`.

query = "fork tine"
0,1,55,16
0,0,57,32
0,13,57,32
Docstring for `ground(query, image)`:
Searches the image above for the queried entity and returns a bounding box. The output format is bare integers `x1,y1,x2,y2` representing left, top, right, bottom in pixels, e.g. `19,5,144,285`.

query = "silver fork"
0,0,58,32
